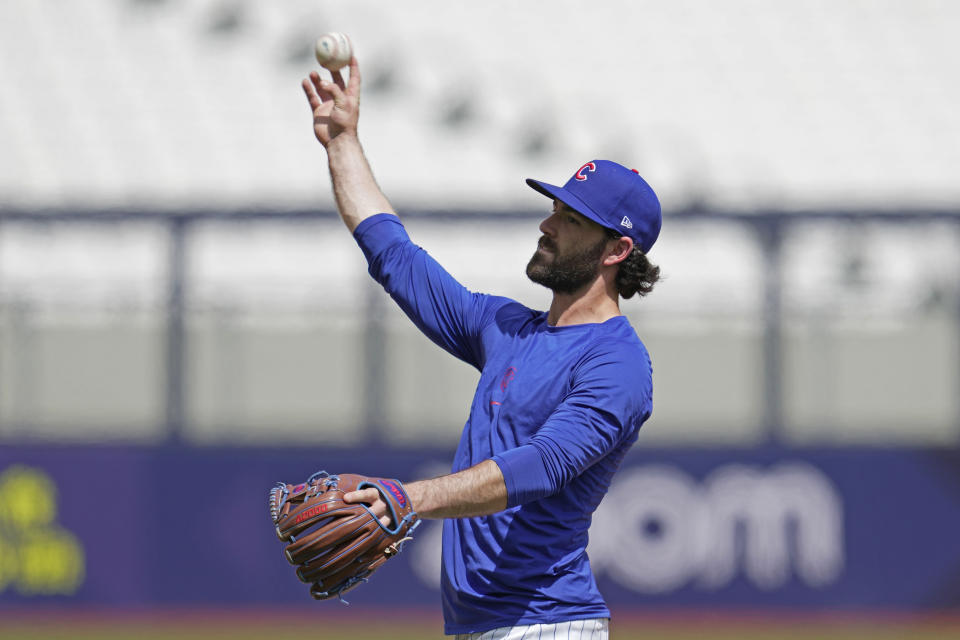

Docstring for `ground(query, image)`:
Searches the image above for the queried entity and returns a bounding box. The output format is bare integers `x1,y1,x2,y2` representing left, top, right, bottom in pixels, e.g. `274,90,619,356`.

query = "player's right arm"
302,57,395,232
303,59,507,515
303,58,517,369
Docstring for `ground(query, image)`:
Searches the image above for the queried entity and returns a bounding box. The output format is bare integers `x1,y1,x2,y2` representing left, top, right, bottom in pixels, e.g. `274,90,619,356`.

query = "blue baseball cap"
526,160,662,253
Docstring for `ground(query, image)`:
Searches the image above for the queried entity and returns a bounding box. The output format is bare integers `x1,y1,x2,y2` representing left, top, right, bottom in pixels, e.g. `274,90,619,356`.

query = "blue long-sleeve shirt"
354,214,653,634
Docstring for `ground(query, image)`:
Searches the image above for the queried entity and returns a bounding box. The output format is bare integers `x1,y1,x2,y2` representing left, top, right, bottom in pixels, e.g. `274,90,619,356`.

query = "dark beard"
525,236,608,294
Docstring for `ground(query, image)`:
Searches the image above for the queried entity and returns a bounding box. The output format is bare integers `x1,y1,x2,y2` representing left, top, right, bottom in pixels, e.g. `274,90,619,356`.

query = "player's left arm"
346,347,649,519
492,345,652,507
345,459,507,520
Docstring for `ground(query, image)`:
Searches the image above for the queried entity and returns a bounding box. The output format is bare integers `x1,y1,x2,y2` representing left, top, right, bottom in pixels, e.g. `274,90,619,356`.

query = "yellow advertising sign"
0,465,85,595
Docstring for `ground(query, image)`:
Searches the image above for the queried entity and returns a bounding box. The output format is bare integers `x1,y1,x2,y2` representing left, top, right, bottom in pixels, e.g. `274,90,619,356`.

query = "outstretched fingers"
309,71,336,103
330,68,346,92
318,76,347,107
346,56,361,94
303,71,336,113
330,57,359,92
301,77,322,110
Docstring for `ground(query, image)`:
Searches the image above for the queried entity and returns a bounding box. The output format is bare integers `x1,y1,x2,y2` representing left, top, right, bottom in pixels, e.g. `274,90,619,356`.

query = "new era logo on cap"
525,159,662,253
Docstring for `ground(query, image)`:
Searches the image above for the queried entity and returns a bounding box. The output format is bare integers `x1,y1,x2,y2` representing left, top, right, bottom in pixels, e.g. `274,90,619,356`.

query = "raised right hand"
301,56,361,148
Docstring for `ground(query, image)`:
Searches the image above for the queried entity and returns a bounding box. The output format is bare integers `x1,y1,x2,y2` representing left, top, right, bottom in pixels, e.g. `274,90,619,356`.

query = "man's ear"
603,236,634,266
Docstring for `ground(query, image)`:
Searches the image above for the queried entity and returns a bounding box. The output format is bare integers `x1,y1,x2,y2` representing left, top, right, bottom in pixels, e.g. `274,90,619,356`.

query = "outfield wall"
1,445,958,611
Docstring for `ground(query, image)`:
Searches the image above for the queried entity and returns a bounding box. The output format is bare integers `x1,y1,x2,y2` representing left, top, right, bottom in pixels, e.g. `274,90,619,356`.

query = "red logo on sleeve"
500,367,517,392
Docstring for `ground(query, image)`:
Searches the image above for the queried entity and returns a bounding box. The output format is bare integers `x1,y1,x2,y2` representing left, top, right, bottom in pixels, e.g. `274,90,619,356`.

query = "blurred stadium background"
1,0,959,638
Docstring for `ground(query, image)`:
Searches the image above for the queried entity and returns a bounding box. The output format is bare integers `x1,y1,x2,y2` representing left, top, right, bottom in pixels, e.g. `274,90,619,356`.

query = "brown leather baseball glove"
268,471,419,601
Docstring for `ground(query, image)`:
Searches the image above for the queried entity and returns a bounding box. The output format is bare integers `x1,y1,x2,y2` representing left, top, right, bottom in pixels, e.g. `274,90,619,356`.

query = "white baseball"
314,32,352,71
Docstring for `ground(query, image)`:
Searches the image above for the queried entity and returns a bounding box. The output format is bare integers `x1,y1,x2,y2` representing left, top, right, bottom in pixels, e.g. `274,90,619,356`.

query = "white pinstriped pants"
454,617,608,640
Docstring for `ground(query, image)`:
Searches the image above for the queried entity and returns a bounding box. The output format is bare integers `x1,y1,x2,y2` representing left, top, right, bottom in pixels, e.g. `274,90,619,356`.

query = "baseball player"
301,58,661,640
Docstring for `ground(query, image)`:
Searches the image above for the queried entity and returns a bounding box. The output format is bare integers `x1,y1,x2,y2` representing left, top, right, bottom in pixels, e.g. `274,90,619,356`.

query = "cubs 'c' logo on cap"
574,162,596,181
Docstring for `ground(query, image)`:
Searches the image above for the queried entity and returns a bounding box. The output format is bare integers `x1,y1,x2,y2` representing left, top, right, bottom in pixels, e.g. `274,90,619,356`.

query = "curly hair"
605,228,660,299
